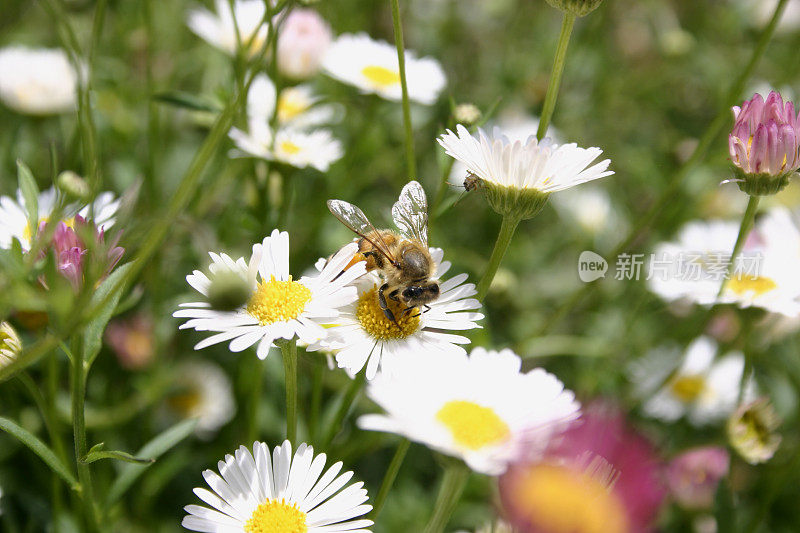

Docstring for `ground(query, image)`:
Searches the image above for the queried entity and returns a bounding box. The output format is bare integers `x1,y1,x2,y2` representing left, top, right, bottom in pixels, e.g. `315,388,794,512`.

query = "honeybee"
327,181,439,327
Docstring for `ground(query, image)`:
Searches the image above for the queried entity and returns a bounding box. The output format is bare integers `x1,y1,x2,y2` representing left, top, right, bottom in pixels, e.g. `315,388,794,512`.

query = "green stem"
143,0,160,203
431,157,456,217
536,12,576,141
535,0,789,335
246,350,265,443
719,195,760,297
70,337,99,531
476,215,521,300
281,339,298,445
321,373,365,448
390,0,416,180
422,461,470,533
370,439,410,521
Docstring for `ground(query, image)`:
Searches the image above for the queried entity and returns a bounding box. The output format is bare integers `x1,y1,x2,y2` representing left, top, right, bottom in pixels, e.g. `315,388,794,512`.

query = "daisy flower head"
230,125,343,172
633,336,755,426
322,33,446,105
0,322,22,370
648,208,800,318
167,360,236,439
174,230,366,359
182,440,373,532
438,125,613,220
0,187,119,251
0,46,78,115
358,347,580,475
186,0,269,56
243,74,338,130
729,91,800,195
310,248,484,380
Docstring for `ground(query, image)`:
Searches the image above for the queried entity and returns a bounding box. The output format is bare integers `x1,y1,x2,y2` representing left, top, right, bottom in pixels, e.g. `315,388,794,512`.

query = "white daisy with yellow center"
0,187,119,251
322,33,446,105
0,46,78,115
359,347,580,475
182,440,373,532
631,337,755,426
174,230,366,358
438,125,613,194
244,74,338,130
309,248,483,380
0,322,22,370
186,0,270,56
648,207,800,317
168,360,236,439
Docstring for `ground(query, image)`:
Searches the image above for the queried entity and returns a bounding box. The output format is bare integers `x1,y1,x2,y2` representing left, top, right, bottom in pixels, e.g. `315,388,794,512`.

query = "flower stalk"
70,336,100,531
389,0,416,180
321,372,366,448
537,12,576,141
370,438,411,521
422,461,470,533
718,195,760,297
476,215,521,300
281,338,298,445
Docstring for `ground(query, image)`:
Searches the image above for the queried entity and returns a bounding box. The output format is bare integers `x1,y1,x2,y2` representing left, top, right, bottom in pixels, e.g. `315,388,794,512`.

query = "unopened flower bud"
729,92,800,196
206,270,251,311
56,170,90,200
727,397,781,464
0,322,22,369
545,0,604,17
277,9,332,80
453,103,482,126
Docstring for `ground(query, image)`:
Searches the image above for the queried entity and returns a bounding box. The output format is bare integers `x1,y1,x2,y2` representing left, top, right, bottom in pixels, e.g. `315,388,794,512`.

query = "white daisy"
168,360,236,439
244,74,338,130
0,322,21,370
0,188,119,251
230,126,343,171
186,0,269,55
438,125,613,194
322,33,446,105
359,347,581,475
633,337,755,426
648,207,800,317
174,230,366,359
182,440,373,532
0,46,78,115
309,248,483,380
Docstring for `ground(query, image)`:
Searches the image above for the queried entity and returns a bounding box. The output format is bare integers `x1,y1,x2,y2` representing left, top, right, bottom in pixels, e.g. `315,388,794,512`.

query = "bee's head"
401,281,440,307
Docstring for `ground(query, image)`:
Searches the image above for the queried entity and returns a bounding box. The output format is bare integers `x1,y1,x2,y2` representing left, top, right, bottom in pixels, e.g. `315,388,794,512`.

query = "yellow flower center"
726,275,777,297
279,141,302,156
168,389,202,417
436,400,510,450
507,463,630,533
246,276,312,325
361,65,400,88
669,374,706,403
355,286,419,340
244,498,307,533
278,91,310,122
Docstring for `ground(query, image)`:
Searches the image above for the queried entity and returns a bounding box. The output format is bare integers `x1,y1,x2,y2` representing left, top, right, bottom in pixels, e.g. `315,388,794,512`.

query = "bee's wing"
392,180,429,246
327,199,398,264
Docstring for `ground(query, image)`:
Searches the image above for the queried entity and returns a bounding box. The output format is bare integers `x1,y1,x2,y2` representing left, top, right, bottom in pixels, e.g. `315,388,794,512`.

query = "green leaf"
0,416,79,491
17,160,39,239
80,442,155,465
154,91,223,112
106,419,197,506
83,262,134,368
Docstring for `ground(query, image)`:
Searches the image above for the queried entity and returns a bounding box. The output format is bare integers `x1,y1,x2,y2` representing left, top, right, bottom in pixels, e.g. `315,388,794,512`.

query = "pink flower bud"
50,215,124,291
277,9,332,80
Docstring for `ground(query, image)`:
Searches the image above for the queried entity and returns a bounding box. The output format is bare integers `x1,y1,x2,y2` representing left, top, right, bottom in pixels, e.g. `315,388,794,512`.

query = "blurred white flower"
0,188,119,251
230,125,343,171
169,360,235,438
245,74,338,129
0,46,78,115
182,440,373,532
322,33,446,105
187,0,269,55
648,207,800,317
632,337,755,426
551,185,615,236
747,0,800,34
278,8,332,79
309,248,483,380
359,347,580,475
174,230,366,358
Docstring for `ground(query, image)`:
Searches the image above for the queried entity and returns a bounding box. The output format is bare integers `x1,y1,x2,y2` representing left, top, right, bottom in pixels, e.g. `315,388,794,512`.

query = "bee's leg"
378,283,402,330
407,304,431,318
